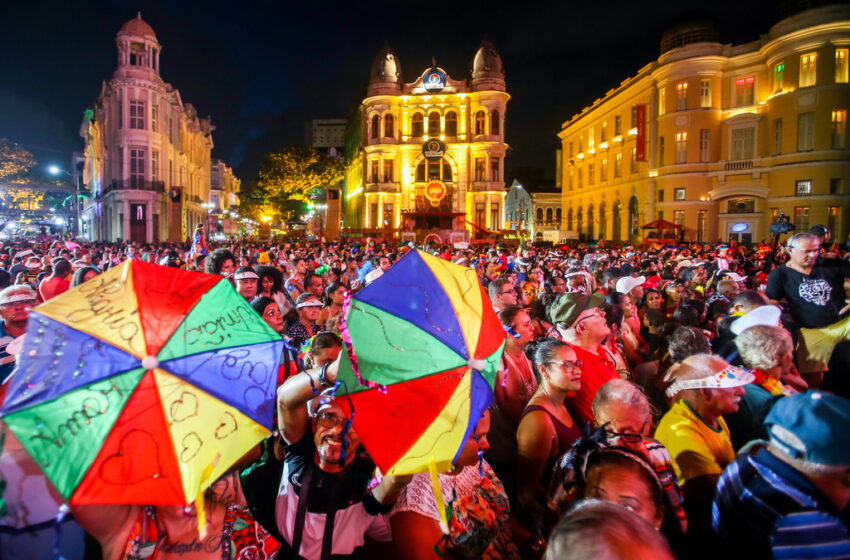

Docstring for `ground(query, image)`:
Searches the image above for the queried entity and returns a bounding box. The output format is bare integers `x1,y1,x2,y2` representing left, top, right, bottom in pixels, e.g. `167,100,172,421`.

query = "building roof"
119,12,157,40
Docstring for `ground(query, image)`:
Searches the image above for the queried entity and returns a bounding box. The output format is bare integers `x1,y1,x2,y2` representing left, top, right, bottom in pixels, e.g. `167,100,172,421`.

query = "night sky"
1,0,780,188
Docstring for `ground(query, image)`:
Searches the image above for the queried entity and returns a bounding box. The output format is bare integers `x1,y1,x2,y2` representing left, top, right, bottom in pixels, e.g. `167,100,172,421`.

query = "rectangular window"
588,128,595,150
370,160,379,182
800,53,817,87
674,210,685,228
474,203,485,227
475,157,486,182
130,147,145,186
151,150,159,181
830,178,843,194
658,136,665,166
657,211,664,220
490,156,500,182
578,168,583,187
129,100,145,130
700,129,710,162
837,49,849,84
774,63,785,93
697,210,706,242
796,179,812,196
828,206,840,238
700,79,711,108
735,76,755,106
117,146,123,179
795,206,811,232
569,169,574,191
151,104,158,133
614,115,622,136
600,157,607,181
774,118,783,154
658,189,664,202
569,142,573,158
614,153,622,178
659,87,666,115
490,203,500,229
631,106,637,128
832,110,846,149
732,128,754,160
588,163,595,185
676,81,688,111
630,147,636,174
771,208,779,222
798,112,815,151
601,122,607,142
118,97,123,129
168,114,173,143
674,188,686,200
383,159,394,182
382,203,394,227
675,132,687,163
369,203,378,228
727,198,755,213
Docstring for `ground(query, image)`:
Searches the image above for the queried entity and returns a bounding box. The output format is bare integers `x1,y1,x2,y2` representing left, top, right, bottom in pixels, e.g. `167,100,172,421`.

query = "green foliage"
241,145,343,220
0,138,36,181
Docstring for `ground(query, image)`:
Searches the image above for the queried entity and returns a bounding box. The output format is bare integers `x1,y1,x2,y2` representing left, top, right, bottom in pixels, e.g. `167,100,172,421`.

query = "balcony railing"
102,179,165,196
725,160,753,171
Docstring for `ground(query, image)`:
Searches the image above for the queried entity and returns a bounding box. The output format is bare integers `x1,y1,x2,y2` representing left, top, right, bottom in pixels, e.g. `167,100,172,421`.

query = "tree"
0,138,36,181
243,145,343,220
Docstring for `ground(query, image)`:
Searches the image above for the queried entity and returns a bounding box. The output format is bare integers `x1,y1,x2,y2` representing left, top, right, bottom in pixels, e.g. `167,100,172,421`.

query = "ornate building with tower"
559,3,850,244
79,13,222,243
343,41,509,241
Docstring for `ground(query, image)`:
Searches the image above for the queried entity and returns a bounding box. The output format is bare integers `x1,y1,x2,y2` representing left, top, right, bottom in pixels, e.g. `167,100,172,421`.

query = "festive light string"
339,291,386,393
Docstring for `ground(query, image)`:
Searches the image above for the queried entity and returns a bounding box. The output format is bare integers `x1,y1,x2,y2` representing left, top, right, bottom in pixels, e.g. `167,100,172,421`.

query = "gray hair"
545,499,673,560
787,232,818,250
592,379,651,422
735,326,793,370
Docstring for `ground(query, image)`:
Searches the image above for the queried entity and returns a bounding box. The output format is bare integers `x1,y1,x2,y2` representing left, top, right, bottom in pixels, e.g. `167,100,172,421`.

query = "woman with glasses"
514,338,582,549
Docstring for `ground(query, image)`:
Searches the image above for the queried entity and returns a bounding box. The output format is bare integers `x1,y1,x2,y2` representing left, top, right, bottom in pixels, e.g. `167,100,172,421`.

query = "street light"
48,164,79,237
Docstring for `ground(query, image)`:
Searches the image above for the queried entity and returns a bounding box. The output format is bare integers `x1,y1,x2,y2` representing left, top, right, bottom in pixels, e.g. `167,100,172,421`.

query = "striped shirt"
713,445,850,559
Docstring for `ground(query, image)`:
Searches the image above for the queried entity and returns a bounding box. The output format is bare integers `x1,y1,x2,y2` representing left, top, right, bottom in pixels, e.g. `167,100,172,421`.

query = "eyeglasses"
604,429,643,444
317,411,348,429
499,290,516,296
573,310,603,328
546,359,584,373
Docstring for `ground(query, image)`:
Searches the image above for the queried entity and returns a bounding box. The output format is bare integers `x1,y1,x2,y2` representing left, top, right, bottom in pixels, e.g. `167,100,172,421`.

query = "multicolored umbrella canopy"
336,249,505,476
0,260,283,507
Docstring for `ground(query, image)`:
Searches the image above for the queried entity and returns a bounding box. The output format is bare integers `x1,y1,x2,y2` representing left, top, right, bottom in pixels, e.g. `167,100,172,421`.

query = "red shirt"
565,344,619,426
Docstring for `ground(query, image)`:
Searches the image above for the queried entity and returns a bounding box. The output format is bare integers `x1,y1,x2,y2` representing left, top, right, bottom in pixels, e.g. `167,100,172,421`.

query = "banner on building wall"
635,104,646,162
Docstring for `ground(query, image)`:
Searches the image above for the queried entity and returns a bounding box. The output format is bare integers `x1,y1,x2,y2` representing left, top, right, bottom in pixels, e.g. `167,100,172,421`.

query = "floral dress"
391,461,519,559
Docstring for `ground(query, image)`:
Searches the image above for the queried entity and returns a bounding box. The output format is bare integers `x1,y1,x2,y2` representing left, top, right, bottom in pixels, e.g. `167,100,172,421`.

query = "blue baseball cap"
765,391,850,467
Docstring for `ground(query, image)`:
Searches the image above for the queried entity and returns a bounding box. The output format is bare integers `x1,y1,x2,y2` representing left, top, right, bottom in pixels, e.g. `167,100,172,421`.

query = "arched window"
536,208,544,222
428,112,440,136
490,110,500,136
475,111,486,135
370,114,379,140
587,204,595,240
599,203,607,240
567,208,574,231
445,111,458,136
556,208,562,222
383,114,394,138
546,208,553,223
416,161,426,182
411,113,424,137
442,161,452,182
577,207,584,235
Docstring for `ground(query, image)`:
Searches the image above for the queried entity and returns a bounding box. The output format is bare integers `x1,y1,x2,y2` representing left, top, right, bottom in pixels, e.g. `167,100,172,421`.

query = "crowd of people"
1,226,849,560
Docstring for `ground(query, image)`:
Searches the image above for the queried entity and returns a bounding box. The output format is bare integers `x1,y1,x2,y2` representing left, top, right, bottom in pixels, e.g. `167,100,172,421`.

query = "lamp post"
48,165,80,237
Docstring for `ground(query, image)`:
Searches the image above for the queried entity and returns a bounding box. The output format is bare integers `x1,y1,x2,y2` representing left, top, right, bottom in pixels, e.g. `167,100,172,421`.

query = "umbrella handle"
428,458,449,535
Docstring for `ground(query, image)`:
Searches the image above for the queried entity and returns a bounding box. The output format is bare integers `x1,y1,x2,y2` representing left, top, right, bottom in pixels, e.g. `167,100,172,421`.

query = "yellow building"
559,4,850,244
343,41,509,240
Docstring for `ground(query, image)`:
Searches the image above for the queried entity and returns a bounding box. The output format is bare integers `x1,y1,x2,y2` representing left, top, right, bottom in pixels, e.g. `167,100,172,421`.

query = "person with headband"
285,293,323,350
655,354,753,557
0,284,37,382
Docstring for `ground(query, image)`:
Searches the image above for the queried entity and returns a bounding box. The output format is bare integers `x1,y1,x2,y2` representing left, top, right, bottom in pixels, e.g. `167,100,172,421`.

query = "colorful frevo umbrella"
0,260,282,525
336,249,505,531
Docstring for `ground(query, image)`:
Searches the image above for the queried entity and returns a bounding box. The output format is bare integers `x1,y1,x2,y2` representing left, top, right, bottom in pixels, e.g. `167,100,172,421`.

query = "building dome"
659,12,720,54
367,44,402,96
119,12,157,40
471,40,505,91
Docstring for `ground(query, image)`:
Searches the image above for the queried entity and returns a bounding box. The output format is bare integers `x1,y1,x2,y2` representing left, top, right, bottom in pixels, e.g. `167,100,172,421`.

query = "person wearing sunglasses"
274,356,411,558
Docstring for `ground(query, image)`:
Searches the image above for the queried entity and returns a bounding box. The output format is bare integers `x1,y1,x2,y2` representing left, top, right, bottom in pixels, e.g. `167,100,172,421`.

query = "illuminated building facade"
80,13,217,243
343,41,509,240
210,159,240,212
559,4,850,244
